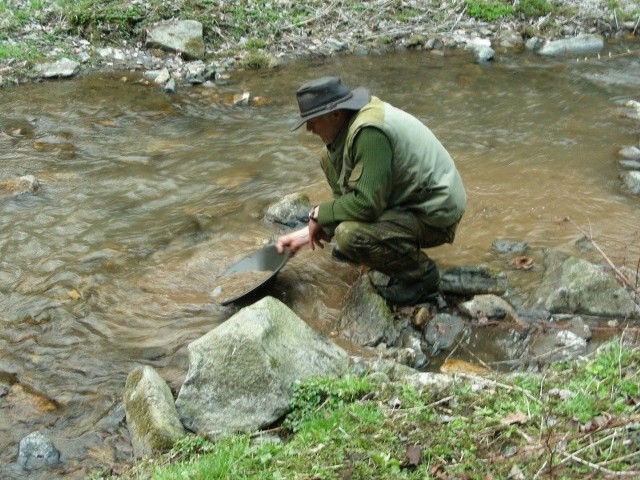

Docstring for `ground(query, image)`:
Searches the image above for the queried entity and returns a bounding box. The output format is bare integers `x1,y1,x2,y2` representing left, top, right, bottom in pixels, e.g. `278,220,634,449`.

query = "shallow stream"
1,45,639,478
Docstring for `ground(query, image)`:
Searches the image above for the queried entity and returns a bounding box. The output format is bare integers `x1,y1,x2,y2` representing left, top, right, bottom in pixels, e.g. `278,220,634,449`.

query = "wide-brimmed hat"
291,76,370,131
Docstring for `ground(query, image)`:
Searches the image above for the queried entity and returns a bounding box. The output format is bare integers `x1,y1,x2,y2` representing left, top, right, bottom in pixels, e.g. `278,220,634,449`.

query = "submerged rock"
424,313,466,355
17,431,60,469
440,265,508,295
264,192,311,227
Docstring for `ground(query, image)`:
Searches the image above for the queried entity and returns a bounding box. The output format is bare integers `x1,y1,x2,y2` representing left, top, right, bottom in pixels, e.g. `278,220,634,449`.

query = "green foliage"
0,43,39,62
155,435,256,479
466,0,515,21
96,343,640,479
553,342,640,422
246,38,267,50
243,52,271,69
392,7,422,22
517,0,553,17
465,0,551,20
283,374,375,432
65,0,145,33
168,435,215,461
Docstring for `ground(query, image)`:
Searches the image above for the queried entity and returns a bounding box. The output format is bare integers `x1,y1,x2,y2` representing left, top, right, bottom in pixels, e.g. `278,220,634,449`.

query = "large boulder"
528,249,640,319
145,20,205,60
537,34,604,56
123,366,185,458
175,296,348,438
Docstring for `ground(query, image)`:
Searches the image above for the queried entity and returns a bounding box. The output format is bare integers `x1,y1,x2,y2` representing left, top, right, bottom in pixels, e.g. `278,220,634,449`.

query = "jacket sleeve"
317,127,393,235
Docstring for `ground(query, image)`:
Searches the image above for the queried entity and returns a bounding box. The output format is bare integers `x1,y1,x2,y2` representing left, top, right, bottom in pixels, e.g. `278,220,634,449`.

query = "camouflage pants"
333,209,459,283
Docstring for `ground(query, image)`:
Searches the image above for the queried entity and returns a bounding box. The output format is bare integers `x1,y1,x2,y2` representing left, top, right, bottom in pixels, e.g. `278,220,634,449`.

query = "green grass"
90,341,640,480
465,0,552,21
0,42,40,62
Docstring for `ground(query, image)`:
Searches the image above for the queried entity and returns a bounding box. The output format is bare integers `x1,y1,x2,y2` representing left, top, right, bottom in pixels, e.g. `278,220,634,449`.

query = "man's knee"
334,221,360,255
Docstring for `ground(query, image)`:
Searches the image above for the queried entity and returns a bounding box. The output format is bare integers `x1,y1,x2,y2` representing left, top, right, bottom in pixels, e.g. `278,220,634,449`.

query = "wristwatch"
308,205,318,222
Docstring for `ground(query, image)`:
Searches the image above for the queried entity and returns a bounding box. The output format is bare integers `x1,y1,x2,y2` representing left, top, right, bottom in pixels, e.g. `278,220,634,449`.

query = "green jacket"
317,96,466,235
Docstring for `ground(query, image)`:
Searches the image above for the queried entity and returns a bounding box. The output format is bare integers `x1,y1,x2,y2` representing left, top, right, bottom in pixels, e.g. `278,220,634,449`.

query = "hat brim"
290,86,370,132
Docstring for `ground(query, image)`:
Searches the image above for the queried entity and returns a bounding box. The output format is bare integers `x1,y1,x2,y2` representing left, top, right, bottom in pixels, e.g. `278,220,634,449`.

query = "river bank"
0,0,639,88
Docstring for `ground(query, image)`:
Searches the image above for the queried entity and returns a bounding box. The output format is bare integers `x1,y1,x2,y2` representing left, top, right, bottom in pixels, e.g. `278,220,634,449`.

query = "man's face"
305,111,344,145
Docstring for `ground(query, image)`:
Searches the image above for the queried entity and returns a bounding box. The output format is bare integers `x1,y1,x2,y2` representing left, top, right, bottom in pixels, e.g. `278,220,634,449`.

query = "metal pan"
214,244,291,305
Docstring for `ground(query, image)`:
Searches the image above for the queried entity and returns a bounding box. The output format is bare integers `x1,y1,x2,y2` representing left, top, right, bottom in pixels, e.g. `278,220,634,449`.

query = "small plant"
517,0,553,18
243,52,271,69
169,434,215,462
283,375,374,432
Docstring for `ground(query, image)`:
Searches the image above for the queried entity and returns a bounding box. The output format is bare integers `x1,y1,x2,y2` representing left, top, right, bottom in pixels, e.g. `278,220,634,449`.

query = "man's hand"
276,227,311,254
308,219,331,250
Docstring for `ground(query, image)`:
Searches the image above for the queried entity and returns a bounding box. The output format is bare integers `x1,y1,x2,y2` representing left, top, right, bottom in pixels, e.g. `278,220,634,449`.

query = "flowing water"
1,45,639,478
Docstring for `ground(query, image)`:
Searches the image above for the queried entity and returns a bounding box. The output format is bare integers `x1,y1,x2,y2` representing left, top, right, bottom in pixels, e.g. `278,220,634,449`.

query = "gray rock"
336,274,398,347
0,174,40,196
525,37,544,52
264,192,311,227
326,38,348,52
619,159,640,170
123,366,185,458
35,58,80,78
465,38,494,63
515,308,550,323
537,34,604,56
567,316,592,341
621,170,640,194
424,313,466,355
440,265,508,295
459,294,518,322
175,296,348,438
145,20,205,60
496,31,524,49
556,330,588,351
163,78,177,94
492,239,528,255
404,371,454,392
17,431,60,469
475,45,495,63
349,356,418,381
395,330,429,369
529,249,640,318
619,145,640,160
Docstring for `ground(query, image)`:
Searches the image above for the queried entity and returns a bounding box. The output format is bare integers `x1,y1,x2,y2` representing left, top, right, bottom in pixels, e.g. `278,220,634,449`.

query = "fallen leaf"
401,445,422,469
511,255,534,270
501,411,528,425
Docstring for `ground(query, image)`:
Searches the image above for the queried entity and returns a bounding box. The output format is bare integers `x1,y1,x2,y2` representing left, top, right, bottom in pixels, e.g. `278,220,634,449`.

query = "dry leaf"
402,445,422,469
511,255,534,270
500,411,528,425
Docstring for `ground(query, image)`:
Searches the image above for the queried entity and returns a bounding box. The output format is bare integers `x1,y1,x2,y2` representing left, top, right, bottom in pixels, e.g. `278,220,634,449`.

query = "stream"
1,45,639,478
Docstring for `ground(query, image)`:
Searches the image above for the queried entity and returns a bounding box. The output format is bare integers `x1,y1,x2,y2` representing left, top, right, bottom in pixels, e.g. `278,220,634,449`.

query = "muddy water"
1,46,639,478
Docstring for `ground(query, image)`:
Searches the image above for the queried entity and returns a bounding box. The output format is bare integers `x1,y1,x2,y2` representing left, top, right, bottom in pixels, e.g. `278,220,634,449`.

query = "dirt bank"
0,0,638,88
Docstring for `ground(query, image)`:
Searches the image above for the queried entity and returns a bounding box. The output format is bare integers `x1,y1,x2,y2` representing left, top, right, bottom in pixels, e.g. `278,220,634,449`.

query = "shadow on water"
0,46,639,477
